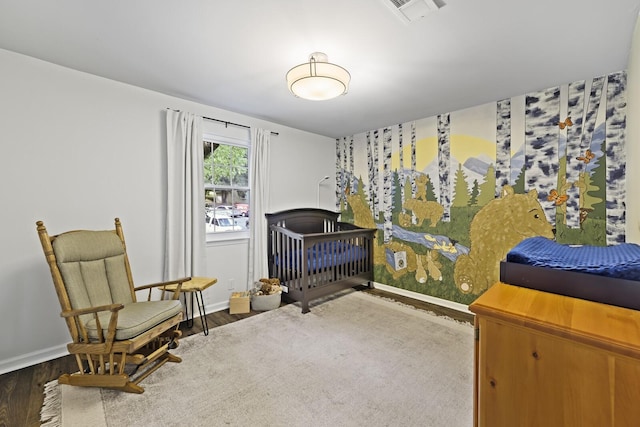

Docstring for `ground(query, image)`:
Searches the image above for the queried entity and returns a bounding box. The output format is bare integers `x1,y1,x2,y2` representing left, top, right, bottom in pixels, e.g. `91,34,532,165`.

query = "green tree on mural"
425,173,437,201
580,171,601,212
392,171,402,214
469,179,479,206
586,141,606,219
477,164,497,205
513,165,525,194
356,174,368,208
452,163,471,207
403,176,413,202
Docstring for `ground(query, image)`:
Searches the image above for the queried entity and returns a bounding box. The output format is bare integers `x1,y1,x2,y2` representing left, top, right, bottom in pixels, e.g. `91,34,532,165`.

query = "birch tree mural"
563,79,586,228
495,99,511,194
579,76,605,162
349,136,356,196
373,129,380,219
367,131,375,212
341,137,349,208
383,127,393,243
437,114,451,221
581,76,605,151
411,122,417,224
605,71,627,244
336,138,343,210
567,76,605,231
342,136,349,194
399,123,406,215
525,87,560,224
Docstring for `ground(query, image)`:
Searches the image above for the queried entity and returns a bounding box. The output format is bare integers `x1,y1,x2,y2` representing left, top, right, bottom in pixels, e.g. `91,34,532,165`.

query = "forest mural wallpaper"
336,70,627,305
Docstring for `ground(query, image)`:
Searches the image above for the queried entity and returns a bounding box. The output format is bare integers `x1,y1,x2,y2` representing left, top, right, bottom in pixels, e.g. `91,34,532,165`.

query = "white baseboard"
204,301,230,315
373,282,472,315
0,344,68,376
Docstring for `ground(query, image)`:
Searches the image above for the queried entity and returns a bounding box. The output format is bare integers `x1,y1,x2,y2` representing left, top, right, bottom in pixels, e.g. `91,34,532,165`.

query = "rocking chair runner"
37,218,191,394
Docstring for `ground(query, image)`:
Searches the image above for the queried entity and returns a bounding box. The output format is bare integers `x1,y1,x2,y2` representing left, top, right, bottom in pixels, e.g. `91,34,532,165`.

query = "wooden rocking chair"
37,218,191,393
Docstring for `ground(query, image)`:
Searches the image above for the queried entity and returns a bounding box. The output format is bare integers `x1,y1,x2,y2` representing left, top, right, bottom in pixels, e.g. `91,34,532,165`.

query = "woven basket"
250,293,281,311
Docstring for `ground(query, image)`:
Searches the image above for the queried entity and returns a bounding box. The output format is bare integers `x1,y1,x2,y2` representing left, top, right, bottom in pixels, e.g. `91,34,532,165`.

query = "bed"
266,208,376,313
499,236,640,311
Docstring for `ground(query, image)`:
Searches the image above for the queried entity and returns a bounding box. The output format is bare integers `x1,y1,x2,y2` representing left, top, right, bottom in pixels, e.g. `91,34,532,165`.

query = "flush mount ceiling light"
286,52,350,101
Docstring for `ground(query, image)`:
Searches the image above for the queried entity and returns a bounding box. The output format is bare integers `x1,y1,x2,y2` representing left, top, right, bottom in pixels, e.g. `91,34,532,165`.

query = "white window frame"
204,132,250,243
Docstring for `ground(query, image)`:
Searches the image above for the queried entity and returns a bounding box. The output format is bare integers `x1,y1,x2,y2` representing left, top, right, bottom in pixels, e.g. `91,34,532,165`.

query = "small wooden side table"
163,277,218,336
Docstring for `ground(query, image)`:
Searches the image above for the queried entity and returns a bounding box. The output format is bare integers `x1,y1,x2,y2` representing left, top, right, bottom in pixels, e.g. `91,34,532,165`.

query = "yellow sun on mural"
451,135,496,162
392,134,496,171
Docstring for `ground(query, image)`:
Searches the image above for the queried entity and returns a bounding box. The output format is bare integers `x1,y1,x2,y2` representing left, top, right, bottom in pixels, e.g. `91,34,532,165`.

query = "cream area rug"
41,290,474,427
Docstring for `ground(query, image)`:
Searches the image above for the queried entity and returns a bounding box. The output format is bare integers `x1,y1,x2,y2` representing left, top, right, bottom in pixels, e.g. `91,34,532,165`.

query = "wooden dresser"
469,282,640,427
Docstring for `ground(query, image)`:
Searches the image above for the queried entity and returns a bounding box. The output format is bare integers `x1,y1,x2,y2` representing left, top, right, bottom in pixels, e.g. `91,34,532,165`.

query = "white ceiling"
1,0,639,138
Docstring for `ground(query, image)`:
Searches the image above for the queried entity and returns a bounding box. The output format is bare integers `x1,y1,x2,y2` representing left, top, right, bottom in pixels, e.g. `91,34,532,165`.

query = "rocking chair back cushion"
52,229,182,340
53,230,134,310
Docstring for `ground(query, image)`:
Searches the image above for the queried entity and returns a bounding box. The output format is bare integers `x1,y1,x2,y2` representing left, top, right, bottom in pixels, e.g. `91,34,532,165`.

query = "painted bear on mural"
453,185,555,295
398,173,444,228
401,198,444,227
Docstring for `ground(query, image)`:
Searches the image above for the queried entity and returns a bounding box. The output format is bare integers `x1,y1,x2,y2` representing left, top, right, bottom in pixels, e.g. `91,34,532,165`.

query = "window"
204,134,250,238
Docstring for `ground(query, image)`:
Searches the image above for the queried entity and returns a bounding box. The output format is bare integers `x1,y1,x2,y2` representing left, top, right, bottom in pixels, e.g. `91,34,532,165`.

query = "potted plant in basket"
250,278,283,311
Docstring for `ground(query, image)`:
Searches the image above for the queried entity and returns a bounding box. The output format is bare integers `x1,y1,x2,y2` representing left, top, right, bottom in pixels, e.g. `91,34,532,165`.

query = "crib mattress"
507,237,640,281
501,237,640,311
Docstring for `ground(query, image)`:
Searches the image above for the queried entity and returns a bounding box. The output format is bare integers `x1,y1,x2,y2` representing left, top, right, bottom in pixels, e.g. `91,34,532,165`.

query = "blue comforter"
276,241,367,272
506,237,640,281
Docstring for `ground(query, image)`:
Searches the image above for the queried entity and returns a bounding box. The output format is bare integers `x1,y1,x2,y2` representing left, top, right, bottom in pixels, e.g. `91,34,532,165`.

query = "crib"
266,208,376,313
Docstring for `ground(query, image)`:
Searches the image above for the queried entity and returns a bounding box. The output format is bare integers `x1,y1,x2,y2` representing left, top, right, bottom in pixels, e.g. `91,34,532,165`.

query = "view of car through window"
212,205,244,217
205,207,248,233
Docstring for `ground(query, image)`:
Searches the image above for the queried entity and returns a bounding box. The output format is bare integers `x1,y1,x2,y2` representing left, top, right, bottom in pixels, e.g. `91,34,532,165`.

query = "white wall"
0,48,336,373
627,14,640,244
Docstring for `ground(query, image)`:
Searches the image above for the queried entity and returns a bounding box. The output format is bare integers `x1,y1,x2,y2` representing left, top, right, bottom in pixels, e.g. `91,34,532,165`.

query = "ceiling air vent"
384,0,445,23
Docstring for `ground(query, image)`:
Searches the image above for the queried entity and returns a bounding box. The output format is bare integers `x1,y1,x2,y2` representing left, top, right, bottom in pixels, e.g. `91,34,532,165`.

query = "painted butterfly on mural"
547,189,568,205
576,149,596,164
558,117,573,129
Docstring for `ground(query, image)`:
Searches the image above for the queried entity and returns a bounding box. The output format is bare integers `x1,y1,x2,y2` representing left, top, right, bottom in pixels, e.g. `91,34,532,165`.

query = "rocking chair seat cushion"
85,300,183,341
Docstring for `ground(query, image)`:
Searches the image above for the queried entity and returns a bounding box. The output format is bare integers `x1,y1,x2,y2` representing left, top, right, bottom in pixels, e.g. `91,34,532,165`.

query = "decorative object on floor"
286,52,350,101
41,291,473,427
250,278,282,311
162,277,218,335
36,218,189,394
266,208,376,313
228,291,250,314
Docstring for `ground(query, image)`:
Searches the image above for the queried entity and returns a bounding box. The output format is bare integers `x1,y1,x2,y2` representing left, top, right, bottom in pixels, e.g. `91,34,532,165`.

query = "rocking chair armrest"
61,303,124,318
63,304,122,352
135,277,191,291
135,277,191,301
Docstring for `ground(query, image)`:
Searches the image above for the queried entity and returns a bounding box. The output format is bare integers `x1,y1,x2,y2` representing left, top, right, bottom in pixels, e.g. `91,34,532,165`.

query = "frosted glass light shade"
286,52,350,101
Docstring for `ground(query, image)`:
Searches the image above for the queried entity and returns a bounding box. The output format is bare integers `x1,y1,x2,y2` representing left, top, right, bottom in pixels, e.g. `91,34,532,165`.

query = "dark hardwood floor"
0,287,472,427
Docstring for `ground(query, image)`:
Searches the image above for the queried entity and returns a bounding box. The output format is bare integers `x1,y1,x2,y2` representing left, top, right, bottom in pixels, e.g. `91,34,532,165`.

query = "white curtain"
164,110,206,280
248,127,271,286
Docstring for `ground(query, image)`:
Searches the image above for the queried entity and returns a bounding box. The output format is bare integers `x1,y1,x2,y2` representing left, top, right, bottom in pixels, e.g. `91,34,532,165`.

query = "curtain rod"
167,108,279,136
